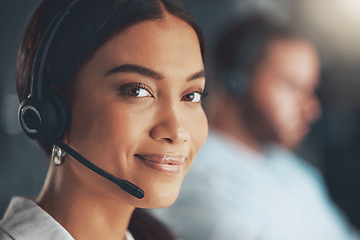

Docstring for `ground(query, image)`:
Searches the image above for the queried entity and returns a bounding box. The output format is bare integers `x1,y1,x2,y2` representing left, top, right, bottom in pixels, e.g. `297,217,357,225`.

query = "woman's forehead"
83,17,202,71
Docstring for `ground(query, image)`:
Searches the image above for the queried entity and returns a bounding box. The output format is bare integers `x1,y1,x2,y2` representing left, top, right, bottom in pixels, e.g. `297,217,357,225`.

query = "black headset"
217,22,270,97
18,0,79,142
18,0,144,199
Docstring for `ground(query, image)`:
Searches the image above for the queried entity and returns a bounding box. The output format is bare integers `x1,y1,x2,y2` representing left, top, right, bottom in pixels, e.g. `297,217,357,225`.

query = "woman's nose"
150,106,190,144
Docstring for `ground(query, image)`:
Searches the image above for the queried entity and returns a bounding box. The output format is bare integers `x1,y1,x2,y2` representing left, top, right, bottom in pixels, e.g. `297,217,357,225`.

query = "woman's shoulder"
0,197,74,240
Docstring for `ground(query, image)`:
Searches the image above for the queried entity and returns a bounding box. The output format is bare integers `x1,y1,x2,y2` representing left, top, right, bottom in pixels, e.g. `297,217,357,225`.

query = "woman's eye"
127,87,151,97
119,83,152,98
182,92,203,103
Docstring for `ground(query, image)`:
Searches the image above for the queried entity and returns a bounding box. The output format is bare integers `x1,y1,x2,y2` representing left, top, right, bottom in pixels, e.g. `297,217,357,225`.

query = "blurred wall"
1,0,360,229
0,0,47,216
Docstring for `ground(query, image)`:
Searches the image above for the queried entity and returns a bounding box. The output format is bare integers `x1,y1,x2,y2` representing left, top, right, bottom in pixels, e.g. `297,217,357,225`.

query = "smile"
135,154,186,175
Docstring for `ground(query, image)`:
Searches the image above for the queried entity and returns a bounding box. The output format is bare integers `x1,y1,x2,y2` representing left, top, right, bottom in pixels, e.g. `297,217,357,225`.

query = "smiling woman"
0,0,207,239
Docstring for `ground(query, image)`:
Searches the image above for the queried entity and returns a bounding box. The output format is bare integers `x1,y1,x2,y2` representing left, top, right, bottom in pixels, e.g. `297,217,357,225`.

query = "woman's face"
64,15,208,208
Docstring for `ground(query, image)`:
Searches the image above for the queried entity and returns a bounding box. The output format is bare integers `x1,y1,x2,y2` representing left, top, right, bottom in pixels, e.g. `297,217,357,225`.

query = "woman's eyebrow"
106,64,205,82
188,69,205,81
105,64,163,80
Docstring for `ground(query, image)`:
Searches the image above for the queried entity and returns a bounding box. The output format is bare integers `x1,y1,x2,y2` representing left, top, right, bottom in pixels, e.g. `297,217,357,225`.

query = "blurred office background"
1,0,360,229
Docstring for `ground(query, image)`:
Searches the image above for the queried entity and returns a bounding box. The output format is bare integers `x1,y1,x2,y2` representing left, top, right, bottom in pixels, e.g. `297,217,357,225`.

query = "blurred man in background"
151,15,359,240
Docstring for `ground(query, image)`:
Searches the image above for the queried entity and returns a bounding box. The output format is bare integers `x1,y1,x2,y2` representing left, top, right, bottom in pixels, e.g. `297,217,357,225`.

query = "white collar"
0,197,74,240
0,197,135,240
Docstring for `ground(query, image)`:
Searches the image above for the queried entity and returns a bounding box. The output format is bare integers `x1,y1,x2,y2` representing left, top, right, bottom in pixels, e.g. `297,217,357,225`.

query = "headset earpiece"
18,88,70,141
19,97,57,141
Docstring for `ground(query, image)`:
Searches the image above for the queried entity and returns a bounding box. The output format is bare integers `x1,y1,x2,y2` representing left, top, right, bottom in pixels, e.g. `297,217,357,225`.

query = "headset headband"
30,0,81,99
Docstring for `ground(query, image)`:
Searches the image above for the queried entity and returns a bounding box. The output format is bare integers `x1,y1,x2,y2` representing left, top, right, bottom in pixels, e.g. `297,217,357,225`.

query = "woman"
0,0,208,239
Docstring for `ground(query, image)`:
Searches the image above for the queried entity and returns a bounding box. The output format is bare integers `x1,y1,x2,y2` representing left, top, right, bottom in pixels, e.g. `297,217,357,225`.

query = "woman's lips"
135,154,185,174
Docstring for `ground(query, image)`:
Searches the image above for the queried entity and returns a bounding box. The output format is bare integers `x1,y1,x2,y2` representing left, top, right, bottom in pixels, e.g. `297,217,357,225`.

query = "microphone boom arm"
49,135,145,199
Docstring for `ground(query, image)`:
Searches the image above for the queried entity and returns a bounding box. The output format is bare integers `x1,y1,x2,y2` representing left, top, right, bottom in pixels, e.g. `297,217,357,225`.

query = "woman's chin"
136,189,180,209
156,198,179,209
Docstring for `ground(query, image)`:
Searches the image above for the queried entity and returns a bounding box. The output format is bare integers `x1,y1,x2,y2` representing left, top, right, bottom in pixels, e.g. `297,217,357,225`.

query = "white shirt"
0,197,134,240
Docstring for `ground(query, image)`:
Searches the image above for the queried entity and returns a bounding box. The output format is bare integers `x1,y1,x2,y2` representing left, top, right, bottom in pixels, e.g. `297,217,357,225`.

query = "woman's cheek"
191,109,208,151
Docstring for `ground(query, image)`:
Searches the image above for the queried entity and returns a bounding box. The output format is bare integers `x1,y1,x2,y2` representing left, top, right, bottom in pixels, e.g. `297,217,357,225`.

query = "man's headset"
18,0,144,199
216,21,271,97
